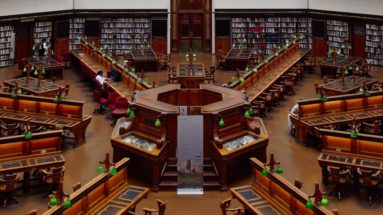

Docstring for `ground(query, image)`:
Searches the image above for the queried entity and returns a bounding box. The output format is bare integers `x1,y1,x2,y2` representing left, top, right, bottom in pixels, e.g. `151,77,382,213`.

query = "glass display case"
223,135,257,152
122,134,156,152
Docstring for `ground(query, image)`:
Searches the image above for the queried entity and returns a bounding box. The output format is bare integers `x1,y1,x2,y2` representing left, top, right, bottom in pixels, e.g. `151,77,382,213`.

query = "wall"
214,0,308,9
74,0,169,10
309,0,383,16
0,0,73,17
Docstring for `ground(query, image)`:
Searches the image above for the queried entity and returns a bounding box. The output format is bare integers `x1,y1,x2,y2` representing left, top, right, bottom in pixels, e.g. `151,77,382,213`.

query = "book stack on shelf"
297,17,312,49
365,24,383,66
231,18,248,49
247,18,265,53
69,18,85,51
327,20,349,56
0,25,14,67
33,21,52,46
100,17,151,56
265,17,281,55
280,17,297,42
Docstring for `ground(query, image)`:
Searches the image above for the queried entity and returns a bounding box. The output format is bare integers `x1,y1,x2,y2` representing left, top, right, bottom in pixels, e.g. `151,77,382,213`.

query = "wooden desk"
176,63,205,88
0,152,65,192
225,48,253,70
42,158,149,215
131,49,159,72
321,76,377,96
0,92,92,146
320,56,361,78
231,158,335,215
23,57,64,79
3,77,62,97
318,151,383,185
290,91,383,144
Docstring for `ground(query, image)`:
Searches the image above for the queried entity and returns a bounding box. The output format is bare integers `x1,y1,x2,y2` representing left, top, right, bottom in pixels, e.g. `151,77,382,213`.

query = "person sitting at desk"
38,38,49,56
288,102,300,136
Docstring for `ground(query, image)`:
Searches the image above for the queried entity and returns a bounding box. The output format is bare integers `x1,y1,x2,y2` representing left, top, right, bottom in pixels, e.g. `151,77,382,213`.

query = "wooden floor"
0,53,382,215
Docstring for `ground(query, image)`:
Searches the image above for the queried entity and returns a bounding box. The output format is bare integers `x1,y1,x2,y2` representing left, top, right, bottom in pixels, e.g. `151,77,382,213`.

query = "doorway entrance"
179,13,203,52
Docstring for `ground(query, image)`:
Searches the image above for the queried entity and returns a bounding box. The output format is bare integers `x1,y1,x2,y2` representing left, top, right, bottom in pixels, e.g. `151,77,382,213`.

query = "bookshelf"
33,21,53,46
100,17,151,56
326,20,349,56
297,17,312,49
265,17,280,55
0,25,14,67
231,18,248,49
69,18,85,51
365,23,383,66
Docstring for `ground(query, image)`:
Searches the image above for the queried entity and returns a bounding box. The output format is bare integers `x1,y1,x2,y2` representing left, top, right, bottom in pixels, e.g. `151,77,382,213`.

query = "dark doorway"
15,22,32,62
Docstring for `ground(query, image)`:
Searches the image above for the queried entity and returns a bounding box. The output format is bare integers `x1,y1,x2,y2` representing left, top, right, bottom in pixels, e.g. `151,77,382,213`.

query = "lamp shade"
350,130,358,138
320,197,329,206
49,197,58,206
63,199,72,209
110,167,118,176
22,67,27,73
34,70,38,75
275,166,283,174
126,108,132,115
305,200,314,209
53,96,59,103
261,168,268,176
129,111,136,119
25,131,32,140
218,118,225,127
97,164,105,173
154,118,161,127
41,69,46,75
136,78,142,84
244,110,250,118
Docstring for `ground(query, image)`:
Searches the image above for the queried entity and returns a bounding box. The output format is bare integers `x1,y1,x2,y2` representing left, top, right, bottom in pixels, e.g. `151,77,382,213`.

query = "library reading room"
0,0,383,214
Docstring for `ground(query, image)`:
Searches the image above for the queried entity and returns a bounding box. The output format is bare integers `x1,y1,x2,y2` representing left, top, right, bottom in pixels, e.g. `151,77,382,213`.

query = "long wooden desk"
131,49,159,72
43,157,149,215
231,158,336,215
176,63,206,88
0,92,92,146
320,56,361,78
321,76,377,96
23,56,64,79
290,91,383,144
318,150,383,185
0,151,65,192
225,48,253,71
3,77,62,97
71,44,151,99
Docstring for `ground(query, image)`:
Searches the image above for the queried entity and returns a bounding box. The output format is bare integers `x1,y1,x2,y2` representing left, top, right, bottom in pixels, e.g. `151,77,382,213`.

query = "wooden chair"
24,209,37,215
362,120,381,135
294,179,303,189
64,83,70,97
327,166,351,200
206,66,216,83
219,198,242,215
216,50,226,70
167,67,177,83
0,173,20,207
159,54,170,70
143,199,168,215
39,166,65,196
357,168,381,204
72,182,82,192
0,122,20,136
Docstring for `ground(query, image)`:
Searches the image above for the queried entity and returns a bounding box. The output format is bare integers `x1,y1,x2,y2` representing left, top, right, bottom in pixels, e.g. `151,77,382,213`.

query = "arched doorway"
171,0,212,53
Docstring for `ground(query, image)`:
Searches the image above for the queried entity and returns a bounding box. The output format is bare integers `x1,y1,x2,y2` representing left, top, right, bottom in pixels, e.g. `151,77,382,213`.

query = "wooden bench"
231,158,336,215
0,92,92,147
42,157,149,215
290,91,383,144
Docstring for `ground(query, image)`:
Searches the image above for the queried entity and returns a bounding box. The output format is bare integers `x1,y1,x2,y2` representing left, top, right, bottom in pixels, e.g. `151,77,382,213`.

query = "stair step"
203,171,217,177
163,171,177,177
203,181,221,189
159,180,178,189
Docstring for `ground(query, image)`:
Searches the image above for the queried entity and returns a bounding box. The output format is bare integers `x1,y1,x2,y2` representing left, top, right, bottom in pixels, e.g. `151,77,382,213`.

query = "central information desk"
320,56,361,78
3,77,62,97
43,158,149,215
225,48,253,71
290,91,383,144
131,49,159,72
23,56,64,79
0,92,92,146
321,76,377,96
176,63,205,88
231,158,336,215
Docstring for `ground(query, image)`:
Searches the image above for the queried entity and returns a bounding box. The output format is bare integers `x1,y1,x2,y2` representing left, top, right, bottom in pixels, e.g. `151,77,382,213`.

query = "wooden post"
309,182,325,204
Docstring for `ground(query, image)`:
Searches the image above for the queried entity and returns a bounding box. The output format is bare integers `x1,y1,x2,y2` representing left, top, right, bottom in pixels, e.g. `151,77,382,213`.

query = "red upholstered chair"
111,97,129,126
107,92,120,111
93,90,109,114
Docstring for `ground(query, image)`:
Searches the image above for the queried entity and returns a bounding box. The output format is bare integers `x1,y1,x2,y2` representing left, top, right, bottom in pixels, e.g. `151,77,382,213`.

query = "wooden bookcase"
0,25,14,67
365,24,383,65
69,18,85,51
326,19,349,56
33,21,53,46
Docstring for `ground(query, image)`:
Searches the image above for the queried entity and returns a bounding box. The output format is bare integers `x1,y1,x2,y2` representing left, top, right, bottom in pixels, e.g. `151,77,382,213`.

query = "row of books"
0,25,14,67
326,20,349,57
365,23,383,66
69,18,85,50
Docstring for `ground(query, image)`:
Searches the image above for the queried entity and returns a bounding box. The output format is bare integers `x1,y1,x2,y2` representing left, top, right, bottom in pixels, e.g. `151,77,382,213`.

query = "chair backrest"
2,173,19,192
44,166,65,185
64,83,70,96
220,198,232,215
210,66,215,75
328,166,350,184
357,168,381,187
157,199,167,215
294,179,303,189
29,125,45,133
72,182,82,192
107,92,119,104
93,90,103,103
115,97,129,109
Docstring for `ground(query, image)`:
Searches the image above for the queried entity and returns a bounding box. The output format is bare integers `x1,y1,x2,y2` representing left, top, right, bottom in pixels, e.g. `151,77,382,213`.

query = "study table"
224,48,253,71
23,56,64,79
131,48,159,72
320,56,361,78
176,63,205,88
321,76,377,96
3,77,62,97
0,152,65,192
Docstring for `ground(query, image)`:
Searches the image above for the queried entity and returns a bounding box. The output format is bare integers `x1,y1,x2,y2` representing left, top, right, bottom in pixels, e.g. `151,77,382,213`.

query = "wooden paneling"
152,36,167,53
353,35,365,59
54,38,69,62
215,36,230,53
15,22,32,63
312,37,327,57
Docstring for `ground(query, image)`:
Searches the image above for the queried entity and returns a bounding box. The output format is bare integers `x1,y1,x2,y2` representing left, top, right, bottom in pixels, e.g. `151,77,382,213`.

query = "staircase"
159,157,221,190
